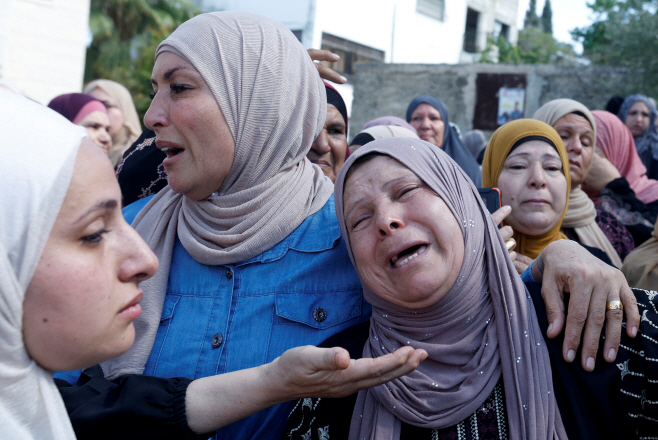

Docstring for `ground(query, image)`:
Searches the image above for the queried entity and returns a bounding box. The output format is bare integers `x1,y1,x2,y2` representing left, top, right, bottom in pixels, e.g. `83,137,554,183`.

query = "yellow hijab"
482,119,570,259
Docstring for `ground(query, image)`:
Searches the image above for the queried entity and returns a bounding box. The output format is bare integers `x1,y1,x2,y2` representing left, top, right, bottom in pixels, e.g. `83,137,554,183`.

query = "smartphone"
478,187,502,227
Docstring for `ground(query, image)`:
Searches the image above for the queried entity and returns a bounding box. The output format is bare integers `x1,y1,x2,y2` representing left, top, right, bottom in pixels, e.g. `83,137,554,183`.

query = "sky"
516,0,600,54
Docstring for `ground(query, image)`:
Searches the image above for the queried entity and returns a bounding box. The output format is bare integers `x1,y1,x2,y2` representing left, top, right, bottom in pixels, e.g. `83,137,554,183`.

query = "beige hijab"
622,219,658,289
0,90,85,439
84,79,142,166
101,12,333,378
533,99,623,268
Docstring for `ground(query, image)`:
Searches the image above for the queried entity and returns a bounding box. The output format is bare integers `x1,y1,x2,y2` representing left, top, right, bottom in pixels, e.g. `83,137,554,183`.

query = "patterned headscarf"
335,137,566,440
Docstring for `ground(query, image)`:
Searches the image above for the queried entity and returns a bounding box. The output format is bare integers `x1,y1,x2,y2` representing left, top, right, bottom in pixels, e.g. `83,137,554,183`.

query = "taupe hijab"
533,99,622,268
622,219,658,290
102,12,333,378
335,138,565,440
83,79,142,166
362,125,419,140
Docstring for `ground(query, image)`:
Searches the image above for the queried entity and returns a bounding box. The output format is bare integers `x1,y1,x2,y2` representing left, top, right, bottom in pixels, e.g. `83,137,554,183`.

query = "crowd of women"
1,10,657,440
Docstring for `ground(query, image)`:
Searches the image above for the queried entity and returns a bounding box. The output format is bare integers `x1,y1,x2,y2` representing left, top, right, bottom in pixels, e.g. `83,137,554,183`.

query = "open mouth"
161,146,184,159
390,244,428,268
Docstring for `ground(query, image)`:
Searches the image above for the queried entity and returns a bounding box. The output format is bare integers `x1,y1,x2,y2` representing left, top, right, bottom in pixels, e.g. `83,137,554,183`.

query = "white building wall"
0,0,90,104
310,0,394,60
391,0,468,64
198,0,470,64
466,0,519,47
197,0,316,47
194,0,519,122
311,0,467,64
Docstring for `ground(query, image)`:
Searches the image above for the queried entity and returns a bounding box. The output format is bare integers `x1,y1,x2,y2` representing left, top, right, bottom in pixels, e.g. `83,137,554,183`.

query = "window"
462,8,479,53
492,21,509,41
319,33,385,76
417,0,445,21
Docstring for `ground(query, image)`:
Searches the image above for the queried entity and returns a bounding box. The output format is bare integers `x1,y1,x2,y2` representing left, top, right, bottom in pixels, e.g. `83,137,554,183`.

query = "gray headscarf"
102,12,333,378
335,138,566,440
463,129,487,159
363,116,417,134
618,94,658,162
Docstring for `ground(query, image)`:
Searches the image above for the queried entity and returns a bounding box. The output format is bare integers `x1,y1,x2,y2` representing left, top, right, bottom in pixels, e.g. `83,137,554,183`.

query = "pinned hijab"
406,95,482,187
483,119,570,259
47,93,108,125
618,94,658,162
336,137,565,440
533,99,622,268
363,116,417,134
84,79,142,166
0,90,86,439
101,12,333,378
592,110,658,204
350,125,419,151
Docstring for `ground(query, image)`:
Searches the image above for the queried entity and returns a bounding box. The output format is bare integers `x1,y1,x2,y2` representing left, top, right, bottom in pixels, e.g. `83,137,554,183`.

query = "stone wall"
349,62,642,137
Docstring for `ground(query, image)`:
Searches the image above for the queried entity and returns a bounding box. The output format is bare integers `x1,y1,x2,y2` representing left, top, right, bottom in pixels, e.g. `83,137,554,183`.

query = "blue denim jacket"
126,194,370,439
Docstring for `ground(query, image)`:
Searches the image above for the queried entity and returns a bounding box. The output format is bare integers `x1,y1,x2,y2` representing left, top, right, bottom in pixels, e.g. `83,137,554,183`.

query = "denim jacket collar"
237,195,341,266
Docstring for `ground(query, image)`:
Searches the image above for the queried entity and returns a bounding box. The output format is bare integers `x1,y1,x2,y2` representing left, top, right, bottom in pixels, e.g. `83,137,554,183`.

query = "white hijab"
101,12,333,378
0,90,86,439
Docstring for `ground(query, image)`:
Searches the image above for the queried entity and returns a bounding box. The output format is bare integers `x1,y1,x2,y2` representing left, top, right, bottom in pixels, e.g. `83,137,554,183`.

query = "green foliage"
524,0,541,29
541,0,553,34
85,0,200,122
571,0,658,96
479,28,576,65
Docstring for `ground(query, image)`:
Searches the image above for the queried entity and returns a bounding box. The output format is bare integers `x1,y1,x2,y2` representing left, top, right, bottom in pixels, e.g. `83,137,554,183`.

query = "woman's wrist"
532,250,545,283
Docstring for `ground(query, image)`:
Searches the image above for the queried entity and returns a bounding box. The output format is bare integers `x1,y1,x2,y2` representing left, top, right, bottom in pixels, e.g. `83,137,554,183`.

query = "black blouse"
282,285,658,440
55,367,212,440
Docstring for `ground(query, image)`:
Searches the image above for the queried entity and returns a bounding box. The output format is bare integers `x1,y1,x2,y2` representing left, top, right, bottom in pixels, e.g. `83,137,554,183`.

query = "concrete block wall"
349,62,641,138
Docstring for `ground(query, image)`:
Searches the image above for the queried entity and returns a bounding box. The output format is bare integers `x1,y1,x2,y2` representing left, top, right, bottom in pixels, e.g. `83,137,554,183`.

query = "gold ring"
606,300,624,311
505,238,516,253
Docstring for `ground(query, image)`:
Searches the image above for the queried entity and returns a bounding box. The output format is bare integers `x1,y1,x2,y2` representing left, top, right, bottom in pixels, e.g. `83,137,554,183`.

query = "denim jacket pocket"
158,294,181,325
274,290,362,330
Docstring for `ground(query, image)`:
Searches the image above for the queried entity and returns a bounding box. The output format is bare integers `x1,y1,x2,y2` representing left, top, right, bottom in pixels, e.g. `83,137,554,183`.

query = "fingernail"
340,75,347,82
586,357,595,371
608,348,616,360
632,326,638,337
566,349,576,362
547,323,553,334
504,205,512,212
332,53,340,59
